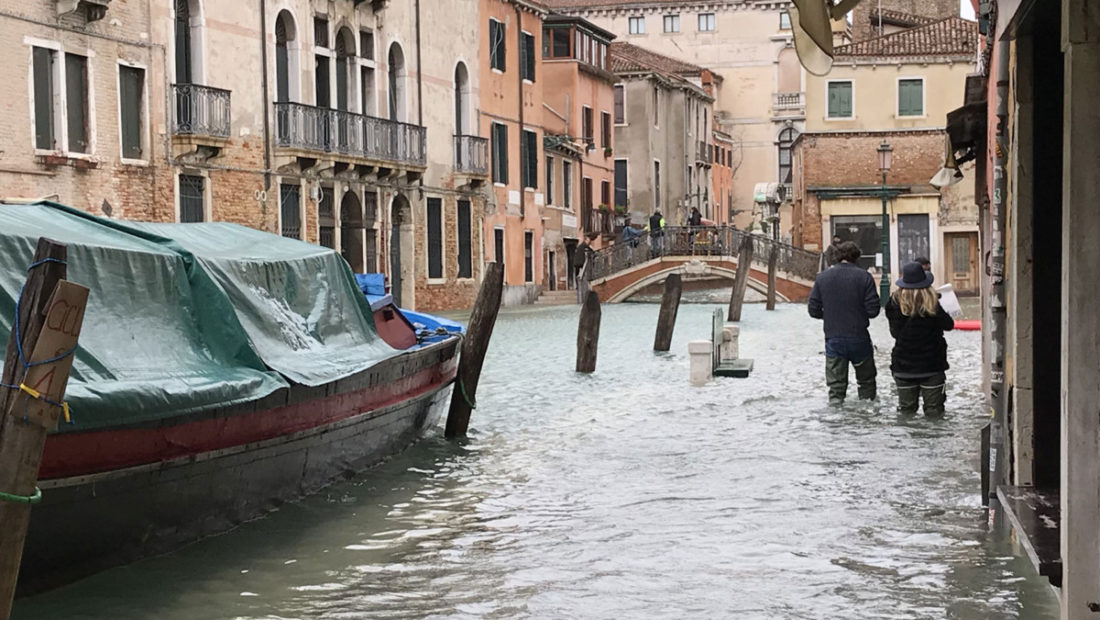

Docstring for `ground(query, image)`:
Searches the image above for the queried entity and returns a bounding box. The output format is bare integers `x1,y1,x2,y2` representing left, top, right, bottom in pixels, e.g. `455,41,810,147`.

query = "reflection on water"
14,303,1057,619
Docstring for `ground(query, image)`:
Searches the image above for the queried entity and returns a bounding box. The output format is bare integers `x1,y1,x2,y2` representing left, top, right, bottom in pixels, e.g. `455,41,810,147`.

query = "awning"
790,0,863,76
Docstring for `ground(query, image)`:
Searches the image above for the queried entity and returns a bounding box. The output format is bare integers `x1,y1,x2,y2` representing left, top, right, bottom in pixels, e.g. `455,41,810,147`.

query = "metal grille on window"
319,187,335,249
179,174,205,223
280,184,301,239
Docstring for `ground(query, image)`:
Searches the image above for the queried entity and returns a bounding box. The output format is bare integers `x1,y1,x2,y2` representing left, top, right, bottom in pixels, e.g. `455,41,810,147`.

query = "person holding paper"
885,262,955,416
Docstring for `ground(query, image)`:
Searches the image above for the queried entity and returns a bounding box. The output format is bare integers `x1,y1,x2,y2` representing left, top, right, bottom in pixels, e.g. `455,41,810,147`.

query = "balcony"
274,102,426,168
173,84,231,138
454,135,489,176
772,91,806,117
696,141,713,166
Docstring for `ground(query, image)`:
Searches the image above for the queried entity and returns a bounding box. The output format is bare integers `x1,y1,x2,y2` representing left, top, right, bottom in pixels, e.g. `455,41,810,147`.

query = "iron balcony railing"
585,225,822,283
275,102,427,166
173,84,231,138
696,141,713,165
454,135,489,175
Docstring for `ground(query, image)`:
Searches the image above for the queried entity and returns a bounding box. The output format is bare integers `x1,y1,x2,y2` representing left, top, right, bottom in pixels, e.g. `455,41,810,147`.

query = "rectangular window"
280,183,301,239
628,16,645,34
614,160,628,208
898,213,930,265
489,19,506,72
544,27,571,58
898,78,924,117
491,122,508,184
119,64,146,160
601,111,611,148
582,177,593,220
361,66,376,115
314,16,329,47
780,11,792,30
827,80,853,119
494,228,505,268
698,13,716,32
546,156,555,204
360,30,374,60
601,180,610,208
319,186,335,249
178,174,205,223
563,160,573,209
427,197,443,279
663,14,680,33
653,87,660,127
582,106,593,148
65,53,89,154
457,200,472,278
613,84,625,124
32,47,56,150
521,32,536,81
524,231,534,283
654,161,661,209
521,129,538,189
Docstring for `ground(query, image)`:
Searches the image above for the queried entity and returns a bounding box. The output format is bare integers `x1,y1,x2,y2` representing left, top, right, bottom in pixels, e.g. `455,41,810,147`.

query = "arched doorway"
174,0,203,84
778,126,799,186
454,62,469,135
387,43,406,122
389,193,412,307
340,190,364,272
335,27,355,112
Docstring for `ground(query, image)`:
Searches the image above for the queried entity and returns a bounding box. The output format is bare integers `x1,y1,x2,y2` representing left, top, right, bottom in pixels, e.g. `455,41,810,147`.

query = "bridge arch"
606,264,785,303
589,257,804,303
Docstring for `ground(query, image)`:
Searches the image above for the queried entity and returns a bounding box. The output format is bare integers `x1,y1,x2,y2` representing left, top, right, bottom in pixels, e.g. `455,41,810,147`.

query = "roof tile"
836,17,979,59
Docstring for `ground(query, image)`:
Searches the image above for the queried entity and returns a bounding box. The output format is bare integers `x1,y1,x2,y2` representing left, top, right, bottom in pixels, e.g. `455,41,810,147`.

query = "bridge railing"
585,225,821,283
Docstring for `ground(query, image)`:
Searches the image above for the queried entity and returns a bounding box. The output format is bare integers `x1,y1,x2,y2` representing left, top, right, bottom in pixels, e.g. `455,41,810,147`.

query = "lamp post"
877,140,893,306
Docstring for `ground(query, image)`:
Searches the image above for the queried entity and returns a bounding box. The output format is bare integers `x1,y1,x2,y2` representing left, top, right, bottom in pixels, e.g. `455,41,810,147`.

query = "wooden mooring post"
445,262,504,439
727,234,754,322
0,239,88,618
765,245,779,311
653,273,682,352
576,290,601,373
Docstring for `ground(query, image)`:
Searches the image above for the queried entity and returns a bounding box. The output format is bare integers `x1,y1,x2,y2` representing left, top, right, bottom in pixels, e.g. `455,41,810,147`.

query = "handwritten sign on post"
19,280,89,430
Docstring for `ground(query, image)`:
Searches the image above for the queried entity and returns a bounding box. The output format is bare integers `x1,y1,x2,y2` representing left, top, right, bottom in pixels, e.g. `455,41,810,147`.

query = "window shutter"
457,200,472,278
427,198,443,279
65,54,88,153
32,48,54,150
120,66,145,159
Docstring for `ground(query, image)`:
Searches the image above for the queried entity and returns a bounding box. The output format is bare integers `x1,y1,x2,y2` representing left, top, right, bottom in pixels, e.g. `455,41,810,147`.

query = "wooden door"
944,232,980,296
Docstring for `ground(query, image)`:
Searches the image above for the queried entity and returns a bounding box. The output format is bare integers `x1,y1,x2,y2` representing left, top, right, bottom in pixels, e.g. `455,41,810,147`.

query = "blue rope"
2,257,75,426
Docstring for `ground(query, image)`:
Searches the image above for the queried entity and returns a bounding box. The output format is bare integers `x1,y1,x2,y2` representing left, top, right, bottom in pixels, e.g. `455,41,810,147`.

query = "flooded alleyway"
15,303,1058,619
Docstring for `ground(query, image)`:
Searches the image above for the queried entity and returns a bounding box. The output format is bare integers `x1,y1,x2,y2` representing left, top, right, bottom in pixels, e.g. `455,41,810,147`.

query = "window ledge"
35,152,100,169
491,68,504,75
120,157,150,167
426,278,447,286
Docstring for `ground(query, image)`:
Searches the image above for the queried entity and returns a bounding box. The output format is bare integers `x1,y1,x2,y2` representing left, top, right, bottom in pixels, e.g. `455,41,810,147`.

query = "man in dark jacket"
808,241,881,405
823,235,842,267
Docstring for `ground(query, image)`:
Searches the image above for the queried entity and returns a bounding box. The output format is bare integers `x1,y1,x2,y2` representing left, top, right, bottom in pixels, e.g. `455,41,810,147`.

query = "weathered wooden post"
727,234,754,321
0,239,88,618
653,273,682,352
765,245,779,311
445,262,504,439
576,290,601,373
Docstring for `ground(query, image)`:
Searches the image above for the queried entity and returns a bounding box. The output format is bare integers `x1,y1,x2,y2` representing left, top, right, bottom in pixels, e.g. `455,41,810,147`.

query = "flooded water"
15,302,1058,619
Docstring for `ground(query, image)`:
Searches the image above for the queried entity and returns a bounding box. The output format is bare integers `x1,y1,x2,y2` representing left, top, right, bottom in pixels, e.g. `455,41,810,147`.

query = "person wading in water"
808,241,881,406
885,261,955,416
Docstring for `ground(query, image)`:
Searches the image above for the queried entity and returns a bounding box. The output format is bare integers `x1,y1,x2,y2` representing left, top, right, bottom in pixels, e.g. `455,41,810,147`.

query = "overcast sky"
961,0,976,19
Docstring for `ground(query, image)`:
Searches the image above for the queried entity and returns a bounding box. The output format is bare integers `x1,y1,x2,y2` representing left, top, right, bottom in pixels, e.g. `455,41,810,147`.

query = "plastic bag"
938,283,964,318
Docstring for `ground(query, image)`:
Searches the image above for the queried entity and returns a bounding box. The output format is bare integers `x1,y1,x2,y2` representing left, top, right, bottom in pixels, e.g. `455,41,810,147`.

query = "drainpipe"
260,0,272,224
415,0,424,197
989,38,1010,494
516,2,525,219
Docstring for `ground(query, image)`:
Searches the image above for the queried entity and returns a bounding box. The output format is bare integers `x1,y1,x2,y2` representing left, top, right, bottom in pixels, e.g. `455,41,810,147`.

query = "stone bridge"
586,227,820,303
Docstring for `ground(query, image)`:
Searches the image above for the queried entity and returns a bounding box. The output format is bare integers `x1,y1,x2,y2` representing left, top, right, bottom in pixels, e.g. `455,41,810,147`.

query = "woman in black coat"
886,262,955,416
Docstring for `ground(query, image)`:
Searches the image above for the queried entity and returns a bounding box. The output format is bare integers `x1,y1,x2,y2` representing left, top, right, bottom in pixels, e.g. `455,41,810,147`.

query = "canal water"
15,303,1059,619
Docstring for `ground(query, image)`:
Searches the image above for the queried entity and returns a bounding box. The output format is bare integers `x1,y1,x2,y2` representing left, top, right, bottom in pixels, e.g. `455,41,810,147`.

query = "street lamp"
877,140,893,306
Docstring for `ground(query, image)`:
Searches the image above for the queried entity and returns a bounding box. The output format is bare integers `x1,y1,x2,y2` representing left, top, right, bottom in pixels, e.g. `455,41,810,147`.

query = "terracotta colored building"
540,14,617,290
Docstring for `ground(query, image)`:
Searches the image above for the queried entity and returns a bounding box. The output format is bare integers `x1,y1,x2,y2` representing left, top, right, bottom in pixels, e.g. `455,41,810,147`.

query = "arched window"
777,47,801,94
454,62,470,135
335,27,356,112
340,190,364,273
778,127,799,186
387,43,406,122
275,10,298,103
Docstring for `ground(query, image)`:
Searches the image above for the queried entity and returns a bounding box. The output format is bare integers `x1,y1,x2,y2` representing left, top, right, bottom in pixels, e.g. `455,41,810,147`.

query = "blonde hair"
896,287,939,317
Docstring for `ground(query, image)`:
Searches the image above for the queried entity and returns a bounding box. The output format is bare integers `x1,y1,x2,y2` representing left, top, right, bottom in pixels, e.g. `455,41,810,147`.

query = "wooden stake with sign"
0,239,88,618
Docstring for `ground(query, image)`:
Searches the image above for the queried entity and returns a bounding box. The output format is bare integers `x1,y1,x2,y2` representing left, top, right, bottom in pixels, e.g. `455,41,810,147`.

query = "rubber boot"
894,379,920,415
853,357,877,401
921,375,947,417
825,357,849,406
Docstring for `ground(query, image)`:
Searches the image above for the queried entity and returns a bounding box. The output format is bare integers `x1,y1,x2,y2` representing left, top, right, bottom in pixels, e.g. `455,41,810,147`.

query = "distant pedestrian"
808,241,881,406
574,234,595,280
914,256,931,271
688,207,702,227
886,261,954,416
823,235,843,268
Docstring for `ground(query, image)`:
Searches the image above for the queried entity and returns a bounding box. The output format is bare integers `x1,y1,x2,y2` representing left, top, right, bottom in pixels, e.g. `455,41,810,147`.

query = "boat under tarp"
0,202,459,595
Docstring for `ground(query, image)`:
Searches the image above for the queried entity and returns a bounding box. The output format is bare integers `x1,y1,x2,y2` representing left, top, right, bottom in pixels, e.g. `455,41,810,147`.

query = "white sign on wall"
562,214,577,228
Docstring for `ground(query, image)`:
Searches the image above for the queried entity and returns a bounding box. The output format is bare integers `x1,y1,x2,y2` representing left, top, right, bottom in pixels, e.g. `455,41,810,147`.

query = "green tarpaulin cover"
0,202,399,432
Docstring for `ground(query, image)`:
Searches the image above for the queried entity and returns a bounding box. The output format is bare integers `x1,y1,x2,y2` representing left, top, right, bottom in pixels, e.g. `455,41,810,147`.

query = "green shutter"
828,82,852,118
899,79,923,116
